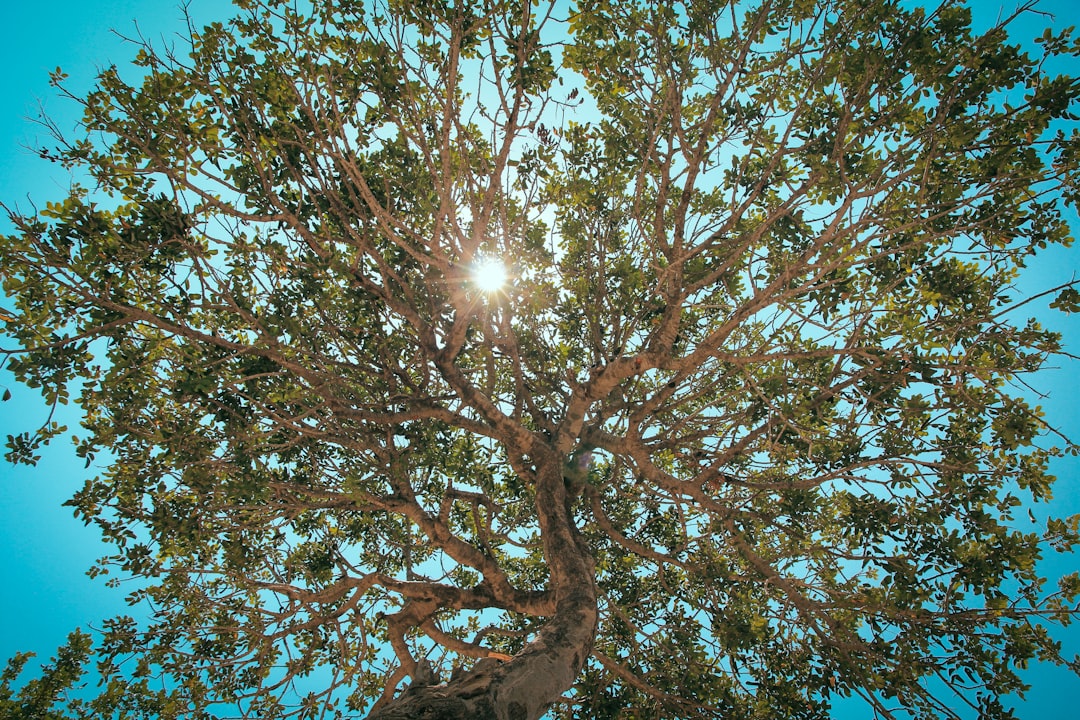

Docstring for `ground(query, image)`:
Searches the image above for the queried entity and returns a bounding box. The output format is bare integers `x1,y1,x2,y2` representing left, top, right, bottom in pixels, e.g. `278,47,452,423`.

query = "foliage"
3,0,1080,718
0,631,183,720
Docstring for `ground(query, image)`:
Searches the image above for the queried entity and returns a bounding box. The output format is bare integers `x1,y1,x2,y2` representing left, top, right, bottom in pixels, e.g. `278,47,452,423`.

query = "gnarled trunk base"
369,458,598,720
367,585,597,720
365,658,503,720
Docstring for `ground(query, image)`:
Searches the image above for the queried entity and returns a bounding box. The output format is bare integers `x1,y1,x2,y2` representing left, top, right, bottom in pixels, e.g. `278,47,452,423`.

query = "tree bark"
365,459,598,720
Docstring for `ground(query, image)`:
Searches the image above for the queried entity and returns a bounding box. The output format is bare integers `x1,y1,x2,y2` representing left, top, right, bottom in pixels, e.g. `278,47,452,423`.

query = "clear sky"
1,1,1078,717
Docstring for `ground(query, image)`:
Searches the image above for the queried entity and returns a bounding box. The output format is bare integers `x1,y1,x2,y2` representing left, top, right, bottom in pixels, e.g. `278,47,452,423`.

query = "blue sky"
0,0,234,678
1,0,1078,716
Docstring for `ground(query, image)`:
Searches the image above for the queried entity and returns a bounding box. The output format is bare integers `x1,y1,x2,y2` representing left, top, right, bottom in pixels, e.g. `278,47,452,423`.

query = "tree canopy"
3,0,1080,718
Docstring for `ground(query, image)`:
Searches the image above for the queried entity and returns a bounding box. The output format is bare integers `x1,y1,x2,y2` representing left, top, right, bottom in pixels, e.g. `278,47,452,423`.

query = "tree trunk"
366,459,598,720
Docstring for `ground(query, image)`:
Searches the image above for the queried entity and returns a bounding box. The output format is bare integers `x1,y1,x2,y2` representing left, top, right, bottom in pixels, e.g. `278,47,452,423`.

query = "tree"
3,0,1080,717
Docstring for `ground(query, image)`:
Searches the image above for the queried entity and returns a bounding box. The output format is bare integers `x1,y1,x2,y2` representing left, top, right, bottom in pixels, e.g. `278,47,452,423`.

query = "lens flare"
472,257,508,293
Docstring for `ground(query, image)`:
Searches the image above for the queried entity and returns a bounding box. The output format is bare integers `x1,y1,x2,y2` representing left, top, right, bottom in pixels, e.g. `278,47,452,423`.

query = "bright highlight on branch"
472,257,508,293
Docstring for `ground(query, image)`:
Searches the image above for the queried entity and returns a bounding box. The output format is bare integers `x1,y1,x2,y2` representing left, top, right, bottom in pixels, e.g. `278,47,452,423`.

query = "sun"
472,257,508,293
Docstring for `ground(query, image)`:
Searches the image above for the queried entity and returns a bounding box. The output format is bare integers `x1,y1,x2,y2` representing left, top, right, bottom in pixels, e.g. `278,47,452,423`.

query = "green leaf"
1050,286,1080,313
